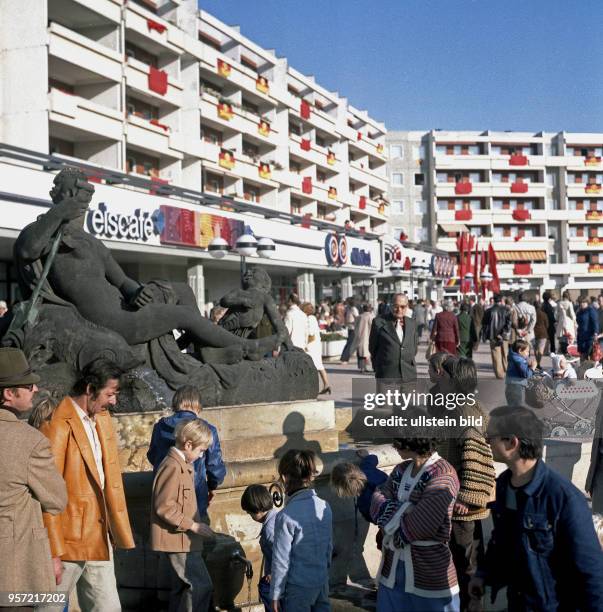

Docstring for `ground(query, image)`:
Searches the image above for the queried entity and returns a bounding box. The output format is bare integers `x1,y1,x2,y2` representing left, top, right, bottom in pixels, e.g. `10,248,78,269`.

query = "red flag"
488,243,500,293
480,248,487,275
456,232,465,284
473,240,479,293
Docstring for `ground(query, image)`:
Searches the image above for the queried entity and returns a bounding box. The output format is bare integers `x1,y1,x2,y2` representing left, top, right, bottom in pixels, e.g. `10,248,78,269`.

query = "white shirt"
284,304,309,349
71,398,105,490
395,319,404,343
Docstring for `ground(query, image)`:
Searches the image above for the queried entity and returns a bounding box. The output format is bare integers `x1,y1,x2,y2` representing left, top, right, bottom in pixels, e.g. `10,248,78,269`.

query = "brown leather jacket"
40,398,135,561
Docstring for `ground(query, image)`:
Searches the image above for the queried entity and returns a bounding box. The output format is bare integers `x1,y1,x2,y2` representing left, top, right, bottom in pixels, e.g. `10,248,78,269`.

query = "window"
391,200,404,214
546,198,559,210
241,98,259,116
414,200,427,215
414,173,425,186
414,227,428,243
412,145,425,160
317,171,326,183
201,126,222,146
205,172,224,194
315,134,326,148
289,121,301,136
392,173,404,186
242,141,259,159
390,145,403,159
546,170,557,187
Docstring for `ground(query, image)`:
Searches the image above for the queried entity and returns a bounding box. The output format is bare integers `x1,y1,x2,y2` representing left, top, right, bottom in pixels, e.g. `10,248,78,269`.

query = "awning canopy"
496,250,547,262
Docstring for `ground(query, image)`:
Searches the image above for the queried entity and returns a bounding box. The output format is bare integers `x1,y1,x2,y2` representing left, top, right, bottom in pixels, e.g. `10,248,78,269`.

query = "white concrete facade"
0,0,389,235
387,130,603,295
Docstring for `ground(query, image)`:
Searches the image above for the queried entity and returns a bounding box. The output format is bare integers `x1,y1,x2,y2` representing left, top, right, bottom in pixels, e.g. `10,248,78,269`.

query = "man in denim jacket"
469,406,603,611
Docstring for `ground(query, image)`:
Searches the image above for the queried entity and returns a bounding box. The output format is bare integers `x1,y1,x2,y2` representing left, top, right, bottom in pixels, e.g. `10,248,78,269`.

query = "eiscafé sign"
87,202,158,241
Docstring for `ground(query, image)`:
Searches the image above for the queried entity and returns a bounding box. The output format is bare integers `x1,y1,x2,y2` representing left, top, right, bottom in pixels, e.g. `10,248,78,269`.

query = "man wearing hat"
0,348,67,609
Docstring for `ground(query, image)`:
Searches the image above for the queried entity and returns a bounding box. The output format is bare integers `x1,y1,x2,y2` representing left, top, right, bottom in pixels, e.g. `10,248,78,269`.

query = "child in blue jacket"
147,385,226,521
505,339,535,406
270,450,333,612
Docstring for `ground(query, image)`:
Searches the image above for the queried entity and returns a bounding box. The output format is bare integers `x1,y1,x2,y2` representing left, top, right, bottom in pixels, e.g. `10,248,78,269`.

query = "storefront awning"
440,223,468,232
496,250,546,262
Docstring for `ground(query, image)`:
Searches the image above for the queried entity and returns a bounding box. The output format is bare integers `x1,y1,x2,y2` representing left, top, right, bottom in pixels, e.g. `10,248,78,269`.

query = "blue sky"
198,0,603,133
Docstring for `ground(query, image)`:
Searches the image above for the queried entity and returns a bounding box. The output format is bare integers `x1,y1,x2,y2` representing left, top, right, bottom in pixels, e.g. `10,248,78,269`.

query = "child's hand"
454,501,470,516
191,522,215,538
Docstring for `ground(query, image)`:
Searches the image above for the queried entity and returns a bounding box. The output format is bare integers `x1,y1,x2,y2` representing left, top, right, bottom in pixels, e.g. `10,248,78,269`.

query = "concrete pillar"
394,280,404,294
368,278,379,312
340,275,354,300
296,271,315,304
187,263,206,315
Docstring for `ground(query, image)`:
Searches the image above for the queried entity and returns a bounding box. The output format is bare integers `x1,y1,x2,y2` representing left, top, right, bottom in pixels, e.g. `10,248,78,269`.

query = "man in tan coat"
40,359,134,612
0,348,67,610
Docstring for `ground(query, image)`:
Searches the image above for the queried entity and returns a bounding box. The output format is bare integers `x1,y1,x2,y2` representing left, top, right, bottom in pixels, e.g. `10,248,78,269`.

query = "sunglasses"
16,384,36,392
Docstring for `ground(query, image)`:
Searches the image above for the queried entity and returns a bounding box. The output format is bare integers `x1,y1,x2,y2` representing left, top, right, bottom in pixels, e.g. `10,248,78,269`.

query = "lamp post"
480,270,493,299
464,272,474,296
208,231,275,286
410,261,422,299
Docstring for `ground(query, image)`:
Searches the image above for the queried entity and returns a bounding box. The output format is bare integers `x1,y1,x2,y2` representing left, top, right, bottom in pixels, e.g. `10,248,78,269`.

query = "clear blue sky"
198,0,603,133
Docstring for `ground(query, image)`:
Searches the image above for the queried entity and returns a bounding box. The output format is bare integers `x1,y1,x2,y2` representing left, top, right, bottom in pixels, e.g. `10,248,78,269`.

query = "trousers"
489,340,508,379
167,551,213,612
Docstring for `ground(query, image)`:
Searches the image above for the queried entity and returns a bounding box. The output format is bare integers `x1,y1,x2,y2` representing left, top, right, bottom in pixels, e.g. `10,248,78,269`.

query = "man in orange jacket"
41,359,134,612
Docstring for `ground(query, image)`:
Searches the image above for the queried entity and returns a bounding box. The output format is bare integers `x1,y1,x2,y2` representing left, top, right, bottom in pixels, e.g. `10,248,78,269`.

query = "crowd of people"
3,287,603,612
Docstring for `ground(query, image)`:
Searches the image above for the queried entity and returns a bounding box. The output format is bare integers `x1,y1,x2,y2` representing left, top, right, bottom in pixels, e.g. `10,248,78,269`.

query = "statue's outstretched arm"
265,297,290,342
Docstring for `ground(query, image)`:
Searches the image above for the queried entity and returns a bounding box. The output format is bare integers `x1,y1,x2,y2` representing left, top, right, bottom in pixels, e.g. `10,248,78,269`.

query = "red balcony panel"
302,176,312,194
511,181,528,194
512,209,531,221
300,99,311,119
513,263,532,275
455,182,472,195
509,154,528,166
147,19,167,34
359,196,366,209
300,138,311,151
455,209,472,221
150,118,169,132
148,66,168,95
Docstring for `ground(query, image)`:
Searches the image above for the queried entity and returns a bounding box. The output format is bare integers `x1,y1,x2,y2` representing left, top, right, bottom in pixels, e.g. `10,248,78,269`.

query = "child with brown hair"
271,450,333,611
151,418,215,612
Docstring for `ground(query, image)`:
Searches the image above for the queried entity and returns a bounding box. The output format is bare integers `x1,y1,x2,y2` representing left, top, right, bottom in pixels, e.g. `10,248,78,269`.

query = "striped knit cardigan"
370,457,460,597
438,428,496,522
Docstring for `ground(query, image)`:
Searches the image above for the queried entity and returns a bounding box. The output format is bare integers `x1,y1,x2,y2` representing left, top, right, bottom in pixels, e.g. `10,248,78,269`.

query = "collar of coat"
0,407,18,421
167,446,194,474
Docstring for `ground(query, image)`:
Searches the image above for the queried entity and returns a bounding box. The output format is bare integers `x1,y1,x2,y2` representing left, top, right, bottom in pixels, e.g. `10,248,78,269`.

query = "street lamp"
410,261,422,298
464,272,474,295
208,230,276,286
480,271,493,298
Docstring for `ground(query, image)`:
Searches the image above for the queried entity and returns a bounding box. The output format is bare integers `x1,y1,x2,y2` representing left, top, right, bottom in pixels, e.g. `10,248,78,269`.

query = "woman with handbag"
430,300,460,356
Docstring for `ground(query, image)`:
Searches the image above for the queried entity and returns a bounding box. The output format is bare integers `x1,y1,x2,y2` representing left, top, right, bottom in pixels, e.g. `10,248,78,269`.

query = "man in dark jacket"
542,291,557,354
481,294,512,379
469,296,484,351
576,295,600,360
470,406,603,612
369,293,418,387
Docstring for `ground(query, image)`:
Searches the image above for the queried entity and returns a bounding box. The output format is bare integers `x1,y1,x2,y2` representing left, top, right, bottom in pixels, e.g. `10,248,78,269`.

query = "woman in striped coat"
370,417,461,611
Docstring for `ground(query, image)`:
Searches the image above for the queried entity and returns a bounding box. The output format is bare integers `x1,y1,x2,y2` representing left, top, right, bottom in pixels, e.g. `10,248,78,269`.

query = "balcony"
285,93,336,134
199,46,279,106
435,182,491,198
567,183,603,197
434,154,491,170
49,88,123,141
347,129,385,160
491,182,547,198
348,162,388,192
125,57,183,108
489,155,546,170
288,134,340,172
568,236,603,250
199,92,278,147
126,114,183,159
233,155,279,189
125,3,184,56
48,22,122,83
437,209,492,224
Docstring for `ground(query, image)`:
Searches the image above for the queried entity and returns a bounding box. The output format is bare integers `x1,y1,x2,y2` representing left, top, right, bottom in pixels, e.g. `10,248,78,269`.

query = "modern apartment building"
387,130,603,295
0,0,397,308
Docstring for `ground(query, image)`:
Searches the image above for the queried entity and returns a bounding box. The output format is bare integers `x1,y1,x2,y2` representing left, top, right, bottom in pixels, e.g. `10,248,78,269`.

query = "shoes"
318,386,332,395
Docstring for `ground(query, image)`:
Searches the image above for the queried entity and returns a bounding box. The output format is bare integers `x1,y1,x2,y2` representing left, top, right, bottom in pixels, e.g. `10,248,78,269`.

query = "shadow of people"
543,438,584,484
273,411,323,459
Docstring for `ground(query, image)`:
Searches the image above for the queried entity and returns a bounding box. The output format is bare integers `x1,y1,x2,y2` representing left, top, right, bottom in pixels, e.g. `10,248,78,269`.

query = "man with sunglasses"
0,348,67,610
469,406,603,611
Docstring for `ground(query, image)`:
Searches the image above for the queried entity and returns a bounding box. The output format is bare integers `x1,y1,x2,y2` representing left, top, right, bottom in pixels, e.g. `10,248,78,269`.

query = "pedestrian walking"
350,304,375,373
340,298,360,363
481,294,512,379
576,296,600,360
556,291,577,355
414,300,427,340
284,293,308,349
431,300,460,356
457,302,477,358
469,296,484,351
533,303,550,368
542,291,557,354
301,302,331,394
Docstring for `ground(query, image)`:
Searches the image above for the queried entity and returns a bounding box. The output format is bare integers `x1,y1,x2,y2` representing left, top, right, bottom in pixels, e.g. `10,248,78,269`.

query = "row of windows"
390,200,428,215
389,145,426,160
391,173,425,186
392,226,429,243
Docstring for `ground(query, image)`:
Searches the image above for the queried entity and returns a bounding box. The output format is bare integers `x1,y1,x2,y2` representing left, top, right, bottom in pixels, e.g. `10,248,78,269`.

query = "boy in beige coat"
151,419,215,612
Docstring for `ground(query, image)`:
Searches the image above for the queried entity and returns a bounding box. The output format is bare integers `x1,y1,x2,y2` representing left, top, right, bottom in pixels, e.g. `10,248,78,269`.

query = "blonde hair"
174,418,212,449
593,514,603,549
28,391,58,429
301,302,315,316
172,385,202,414
331,462,367,498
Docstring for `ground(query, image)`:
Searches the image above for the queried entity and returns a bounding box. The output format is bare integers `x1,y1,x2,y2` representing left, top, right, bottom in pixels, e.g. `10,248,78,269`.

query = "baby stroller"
525,372,600,438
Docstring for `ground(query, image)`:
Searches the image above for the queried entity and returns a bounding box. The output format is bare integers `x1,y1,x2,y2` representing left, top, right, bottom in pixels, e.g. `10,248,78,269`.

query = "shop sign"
87,202,158,241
